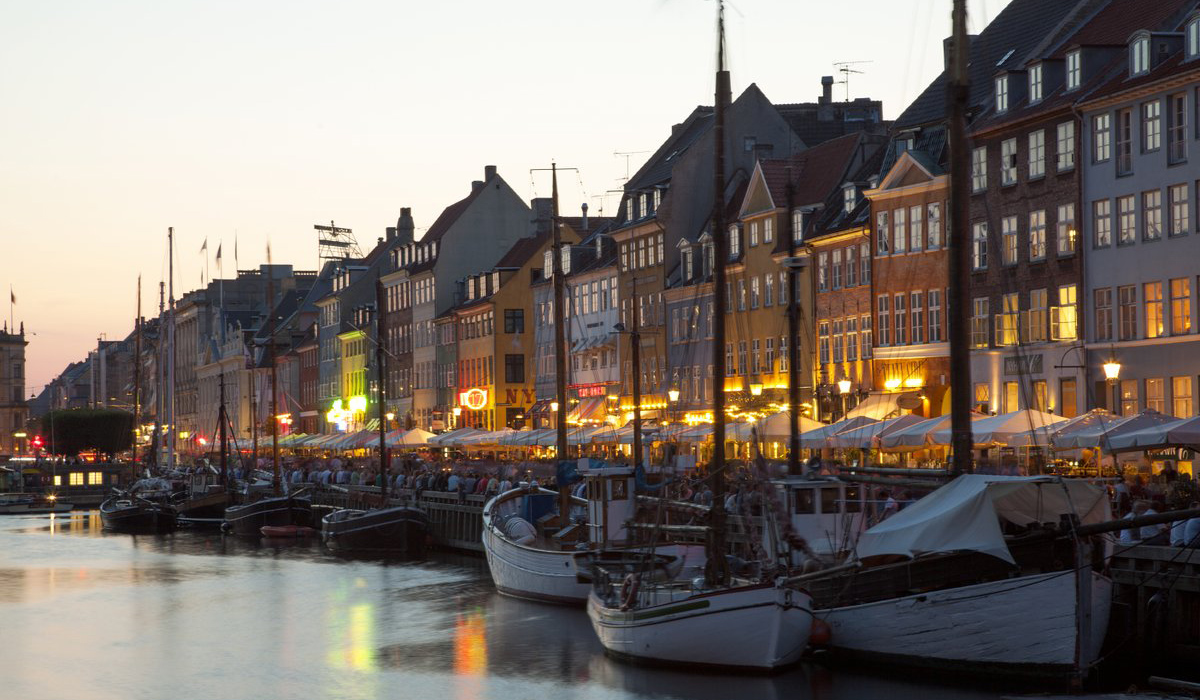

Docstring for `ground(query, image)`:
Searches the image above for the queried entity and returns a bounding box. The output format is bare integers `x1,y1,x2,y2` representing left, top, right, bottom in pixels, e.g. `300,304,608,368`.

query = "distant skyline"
2,0,1009,393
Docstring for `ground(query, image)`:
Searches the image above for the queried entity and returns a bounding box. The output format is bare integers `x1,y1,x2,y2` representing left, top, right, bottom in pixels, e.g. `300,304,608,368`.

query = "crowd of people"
1113,465,1200,547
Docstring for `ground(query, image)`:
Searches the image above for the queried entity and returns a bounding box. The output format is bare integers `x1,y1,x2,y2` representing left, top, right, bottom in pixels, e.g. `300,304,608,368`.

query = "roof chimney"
581,202,588,230
820,75,834,104
472,180,484,193
484,164,497,181
396,207,415,245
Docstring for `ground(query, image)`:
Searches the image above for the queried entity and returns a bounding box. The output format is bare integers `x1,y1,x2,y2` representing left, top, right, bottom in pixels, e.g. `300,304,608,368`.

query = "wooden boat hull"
99,498,178,533
0,498,73,515
322,506,429,556
587,583,813,671
175,491,230,521
482,522,591,604
223,496,312,537
817,570,1112,679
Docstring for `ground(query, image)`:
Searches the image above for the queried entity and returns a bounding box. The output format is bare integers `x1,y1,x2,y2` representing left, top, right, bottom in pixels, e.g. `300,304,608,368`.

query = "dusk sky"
3,0,1009,393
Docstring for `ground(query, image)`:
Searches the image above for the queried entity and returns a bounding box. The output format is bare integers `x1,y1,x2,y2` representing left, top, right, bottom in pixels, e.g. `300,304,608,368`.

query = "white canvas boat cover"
854,475,1111,565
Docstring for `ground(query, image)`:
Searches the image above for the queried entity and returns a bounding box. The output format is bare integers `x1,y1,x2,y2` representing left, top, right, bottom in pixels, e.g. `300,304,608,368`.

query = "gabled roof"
421,175,496,245
1056,0,1189,54
495,230,551,269
756,132,873,210
625,107,715,192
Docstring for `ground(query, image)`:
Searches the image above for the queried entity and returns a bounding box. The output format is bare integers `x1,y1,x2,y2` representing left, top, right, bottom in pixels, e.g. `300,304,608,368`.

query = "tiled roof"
895,0,1087,130
495,230,550,269
625,108,714,192
759,132,872,209
809,145,889,239
1055,0,1190,55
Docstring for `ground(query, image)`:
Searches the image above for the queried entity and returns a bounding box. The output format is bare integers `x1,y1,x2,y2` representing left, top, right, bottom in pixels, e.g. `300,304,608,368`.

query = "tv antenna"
613,150,649,183
833,60,872,101
315,220,362,264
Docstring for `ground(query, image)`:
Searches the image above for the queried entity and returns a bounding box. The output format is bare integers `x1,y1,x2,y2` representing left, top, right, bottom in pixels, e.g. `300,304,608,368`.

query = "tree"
40,409,134,457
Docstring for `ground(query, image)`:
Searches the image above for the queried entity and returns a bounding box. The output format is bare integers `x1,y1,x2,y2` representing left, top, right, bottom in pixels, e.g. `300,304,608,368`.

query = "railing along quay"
1109,544,1200,673
308,485,486,553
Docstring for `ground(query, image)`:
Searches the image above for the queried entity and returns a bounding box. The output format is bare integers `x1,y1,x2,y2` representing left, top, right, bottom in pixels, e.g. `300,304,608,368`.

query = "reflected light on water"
452,611,487,676
348,604,375,671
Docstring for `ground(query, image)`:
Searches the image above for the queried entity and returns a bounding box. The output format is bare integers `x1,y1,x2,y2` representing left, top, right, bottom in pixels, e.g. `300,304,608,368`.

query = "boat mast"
946,0,973,476
785,177,800,475
706,0,732,587
219,368,228,486
266,252,280,495
375,278,390,503
133,276,141,474
551,164,571,517
154,281,164,468
167,227,176,472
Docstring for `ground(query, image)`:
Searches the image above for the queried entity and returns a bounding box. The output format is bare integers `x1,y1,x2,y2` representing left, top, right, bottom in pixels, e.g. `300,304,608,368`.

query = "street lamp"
667,387,680,403
837,379,852,422
748,378,764,396
1103,353,1122,415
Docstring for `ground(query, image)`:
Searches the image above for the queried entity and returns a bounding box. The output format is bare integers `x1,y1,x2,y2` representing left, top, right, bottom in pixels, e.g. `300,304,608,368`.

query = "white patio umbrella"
879,412,988,450
930,409,1067,447
1005,409,1118,448
1106,415,1200,451
392,428,434,447
1057,409,1178,449
826,413,926,449
753,411,826,441
799,415,878,446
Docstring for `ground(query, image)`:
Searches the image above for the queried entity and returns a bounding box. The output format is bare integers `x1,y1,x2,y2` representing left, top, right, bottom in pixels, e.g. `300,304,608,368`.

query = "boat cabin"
578,460,635,548
771,477,867,562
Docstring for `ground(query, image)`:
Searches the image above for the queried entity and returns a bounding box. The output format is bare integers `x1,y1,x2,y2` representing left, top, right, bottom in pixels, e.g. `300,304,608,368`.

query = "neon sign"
459,388,489,410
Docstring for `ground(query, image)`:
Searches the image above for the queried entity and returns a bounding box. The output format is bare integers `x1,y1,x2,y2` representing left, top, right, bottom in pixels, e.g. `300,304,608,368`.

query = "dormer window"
654,188,663,209
843,184,857,213
995,76,1009,113
628,197,638,222
642,193,651,217
1132,36,1150,76
792,209,804,242
1066,51,1081,91
1188,17,1200,58
560,247,571,275
543,249,553,274
683,247,694,281
1029,64,1043,103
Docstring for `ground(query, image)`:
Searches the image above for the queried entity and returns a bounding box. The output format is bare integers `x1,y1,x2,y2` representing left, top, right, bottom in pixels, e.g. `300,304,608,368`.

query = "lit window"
995,76,1008,113
1057,203,1076,256
1029,64,1042,103
1029,210,1046,261
1002,215,1018,265
972,222,988,270
1001,138,1017,185
1131,37,1150,76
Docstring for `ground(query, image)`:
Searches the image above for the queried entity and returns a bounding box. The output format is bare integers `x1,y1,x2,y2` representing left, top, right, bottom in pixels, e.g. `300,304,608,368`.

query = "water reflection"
0,511,1010,700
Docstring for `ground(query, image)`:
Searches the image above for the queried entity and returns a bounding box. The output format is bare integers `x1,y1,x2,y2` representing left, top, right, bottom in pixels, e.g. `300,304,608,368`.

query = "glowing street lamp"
1103,353,1122,415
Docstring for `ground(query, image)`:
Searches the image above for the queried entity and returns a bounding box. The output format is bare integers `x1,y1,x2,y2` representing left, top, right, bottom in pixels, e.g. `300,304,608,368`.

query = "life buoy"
810,619,833,647
619,574,640,611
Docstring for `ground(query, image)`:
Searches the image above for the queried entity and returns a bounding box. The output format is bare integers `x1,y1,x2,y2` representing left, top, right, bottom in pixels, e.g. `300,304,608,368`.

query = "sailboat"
321,278,429,556
585,4,813,670
223,250,313,536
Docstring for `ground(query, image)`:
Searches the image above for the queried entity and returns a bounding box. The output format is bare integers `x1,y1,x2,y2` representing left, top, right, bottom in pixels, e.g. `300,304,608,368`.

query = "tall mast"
551,164,571,518
133,276,141,472
167,227,176,471
266,251,280,495
947,0,973,476
785,178,800,476
154,281,164,467
706,1,732,587
375,278,390,503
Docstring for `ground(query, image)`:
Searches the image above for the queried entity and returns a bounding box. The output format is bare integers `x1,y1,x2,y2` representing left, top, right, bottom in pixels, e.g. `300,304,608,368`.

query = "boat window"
794,489,815,514
843,486,863,513
820,488,840,514
611,479,628,501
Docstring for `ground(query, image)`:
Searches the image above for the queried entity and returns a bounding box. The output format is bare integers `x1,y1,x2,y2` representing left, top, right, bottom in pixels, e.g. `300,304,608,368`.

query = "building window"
1190,18,1200,58
972,222,988,270
1131,36,1150,76
503,309,524,334
738,341,747,376
1057,121,1075,171
971,147,987,192
846,317,858,362
927,202,942,248
752,338,762,372
1054,284,1078,340
1057,203,1076,255
763,217,773,243
1143,190,1162,241
817,253,828,292
860,242,871,283
1032,380,1048,412
831,322,843,363
1120,379,1139,416
779,336,788,371
1002,215,1018,265
503,354,524,383
1029,64,1043,103
876,211,890,255
909,205,923,251
1116,109,1133,175
1170,184,1190,236
1173,376,1194,417
997,293,1018,347
69,472,84,486
843,185,857,213
1117,195,1136,245
1119,285,1138,340
831,249,843,290
995,76,1008,113
729,224,740,259
1029,288,1048,343
737,279,746,311
765,338,776,372
845,246,857,287
1001,138,1018,185
929,289,943,342
1143,100,1162,153
764,273,774,307
750,277,761,309
818,323,830,365
877,295,890,347
1169,93,1187,164
1005,381,1020,413
971,298,990,348
1147,377,1165,413
1029,210,1047,261
861,315,872,359
975,383,991,412
1145,281,1164,339
1094,199,1112,247
1095,288,1113,341
725,343,734,376
1061,378,1079,418
792,209,804,242
1028,130,1045,179
1094,113,1111,163
1171,277,1192,336
893,293,907,346
909,291,924,345
1067,50,1081,90
893,207,908,254
749,220,759,248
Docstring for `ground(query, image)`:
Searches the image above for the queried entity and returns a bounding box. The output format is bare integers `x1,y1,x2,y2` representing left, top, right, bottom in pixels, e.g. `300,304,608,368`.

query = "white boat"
796,474,1114,681
587,579,813,671
0,493,73,515
770,476,868,563
482,464,706,605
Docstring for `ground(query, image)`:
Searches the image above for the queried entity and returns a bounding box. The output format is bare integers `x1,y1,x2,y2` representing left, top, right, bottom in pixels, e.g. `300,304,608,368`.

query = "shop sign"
574,384,608,398
459,388,489,410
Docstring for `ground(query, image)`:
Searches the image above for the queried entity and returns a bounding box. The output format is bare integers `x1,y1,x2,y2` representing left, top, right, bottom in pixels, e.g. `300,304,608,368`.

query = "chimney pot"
581,202,589,230
820,75,833,104
484,165,497,181
472,180,484,193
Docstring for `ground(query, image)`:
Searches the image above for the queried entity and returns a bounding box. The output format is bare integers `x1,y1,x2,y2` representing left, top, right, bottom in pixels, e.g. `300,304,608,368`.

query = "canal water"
0,512,1011,700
